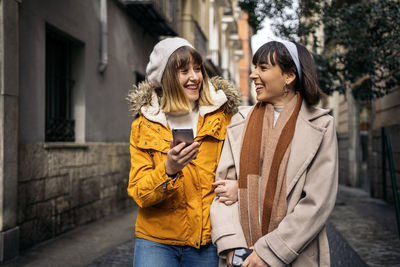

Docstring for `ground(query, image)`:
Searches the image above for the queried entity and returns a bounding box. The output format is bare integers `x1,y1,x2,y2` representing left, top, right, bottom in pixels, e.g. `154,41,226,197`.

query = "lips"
185,84,199,90
255,83,265,93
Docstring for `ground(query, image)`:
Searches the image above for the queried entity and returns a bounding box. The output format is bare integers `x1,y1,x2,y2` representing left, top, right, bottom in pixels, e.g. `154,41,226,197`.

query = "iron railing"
381,127,400,238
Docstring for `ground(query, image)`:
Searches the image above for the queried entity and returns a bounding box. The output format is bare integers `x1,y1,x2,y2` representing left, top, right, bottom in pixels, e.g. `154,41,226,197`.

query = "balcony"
119,0,177,36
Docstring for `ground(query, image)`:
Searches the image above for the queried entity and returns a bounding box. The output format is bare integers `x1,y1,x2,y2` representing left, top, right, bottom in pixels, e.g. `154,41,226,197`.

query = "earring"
283,82,289,95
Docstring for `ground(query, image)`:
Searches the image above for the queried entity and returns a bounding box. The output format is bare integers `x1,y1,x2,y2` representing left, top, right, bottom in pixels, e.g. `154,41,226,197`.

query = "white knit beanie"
146,37,194,88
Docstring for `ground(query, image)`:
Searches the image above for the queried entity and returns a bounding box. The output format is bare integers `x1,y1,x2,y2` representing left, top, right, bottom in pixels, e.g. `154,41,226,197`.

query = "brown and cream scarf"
238,93,302,246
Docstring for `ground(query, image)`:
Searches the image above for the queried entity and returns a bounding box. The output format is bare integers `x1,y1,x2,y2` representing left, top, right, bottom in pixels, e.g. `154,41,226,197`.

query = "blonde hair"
160,46,214,113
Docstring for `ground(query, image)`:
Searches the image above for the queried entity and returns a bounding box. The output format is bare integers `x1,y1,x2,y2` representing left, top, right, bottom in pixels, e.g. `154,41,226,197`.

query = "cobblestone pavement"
89,185,400,267
88,241,134,267
5,185,399,267
329,186,400,267
87,221,367,267
327,222,367,267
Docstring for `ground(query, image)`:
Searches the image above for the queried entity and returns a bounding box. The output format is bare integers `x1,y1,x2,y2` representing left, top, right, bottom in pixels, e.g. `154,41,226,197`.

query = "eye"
260,65,269,71
180,69,188,73
195,66,202,71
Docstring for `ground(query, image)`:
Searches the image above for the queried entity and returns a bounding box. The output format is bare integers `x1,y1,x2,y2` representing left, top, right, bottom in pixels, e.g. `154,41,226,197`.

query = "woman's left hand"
242,251,268,267
212,180,238,205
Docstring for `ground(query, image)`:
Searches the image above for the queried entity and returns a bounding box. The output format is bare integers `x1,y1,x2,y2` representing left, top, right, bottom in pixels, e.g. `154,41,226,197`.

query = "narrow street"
4,185,400,267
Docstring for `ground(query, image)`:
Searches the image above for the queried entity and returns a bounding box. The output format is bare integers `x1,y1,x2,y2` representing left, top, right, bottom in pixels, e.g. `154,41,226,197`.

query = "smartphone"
172,128,194,147
232,248,253,267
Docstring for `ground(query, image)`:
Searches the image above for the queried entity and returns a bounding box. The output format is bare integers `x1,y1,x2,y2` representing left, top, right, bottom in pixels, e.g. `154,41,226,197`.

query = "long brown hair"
160,46,214,113
252,41,321,105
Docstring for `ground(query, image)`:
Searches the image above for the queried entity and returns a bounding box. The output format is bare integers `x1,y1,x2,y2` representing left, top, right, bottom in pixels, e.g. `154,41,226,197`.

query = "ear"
284,72,296,86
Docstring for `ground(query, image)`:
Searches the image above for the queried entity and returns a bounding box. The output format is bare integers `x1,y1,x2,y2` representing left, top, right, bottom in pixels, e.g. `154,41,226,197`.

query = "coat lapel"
226,102,329,197
227,121,246,174
227,106,252,174
285,102,329,196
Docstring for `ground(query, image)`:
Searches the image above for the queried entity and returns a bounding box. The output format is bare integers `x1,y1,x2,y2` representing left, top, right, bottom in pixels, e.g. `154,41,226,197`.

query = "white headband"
280,41,302,82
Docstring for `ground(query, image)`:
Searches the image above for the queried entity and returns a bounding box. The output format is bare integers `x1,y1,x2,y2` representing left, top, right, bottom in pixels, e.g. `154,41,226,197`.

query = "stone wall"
369,125,400,202
18,142,131,249
338,132,350,185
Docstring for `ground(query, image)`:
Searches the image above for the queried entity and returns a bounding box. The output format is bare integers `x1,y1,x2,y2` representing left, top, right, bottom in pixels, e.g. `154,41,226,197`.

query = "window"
45,26,75,142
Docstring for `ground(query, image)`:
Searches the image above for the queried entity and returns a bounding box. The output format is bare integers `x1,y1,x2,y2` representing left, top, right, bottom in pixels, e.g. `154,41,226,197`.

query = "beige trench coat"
210,102,338,267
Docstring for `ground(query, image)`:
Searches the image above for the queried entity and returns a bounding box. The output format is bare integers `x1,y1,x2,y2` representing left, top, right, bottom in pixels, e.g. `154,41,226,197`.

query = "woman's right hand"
165,140,199,175
213,180,238,205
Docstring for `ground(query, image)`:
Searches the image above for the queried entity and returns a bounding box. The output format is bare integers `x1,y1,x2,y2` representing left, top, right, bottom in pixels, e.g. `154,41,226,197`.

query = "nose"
189,69,199,81
249,69,258,80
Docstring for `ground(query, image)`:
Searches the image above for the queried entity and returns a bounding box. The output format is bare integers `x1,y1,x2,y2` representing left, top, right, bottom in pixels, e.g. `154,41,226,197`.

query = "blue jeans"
133,237,219,267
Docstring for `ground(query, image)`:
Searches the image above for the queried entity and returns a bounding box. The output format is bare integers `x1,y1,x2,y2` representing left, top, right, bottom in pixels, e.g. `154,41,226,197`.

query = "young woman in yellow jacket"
127,37,241,266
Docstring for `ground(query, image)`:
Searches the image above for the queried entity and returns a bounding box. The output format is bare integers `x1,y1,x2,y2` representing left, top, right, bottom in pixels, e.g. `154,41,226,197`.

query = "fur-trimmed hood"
127,76,241,127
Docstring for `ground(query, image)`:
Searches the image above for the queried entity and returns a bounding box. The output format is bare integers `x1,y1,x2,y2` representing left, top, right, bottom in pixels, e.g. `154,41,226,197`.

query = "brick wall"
369,125,400,202
18,143,132,249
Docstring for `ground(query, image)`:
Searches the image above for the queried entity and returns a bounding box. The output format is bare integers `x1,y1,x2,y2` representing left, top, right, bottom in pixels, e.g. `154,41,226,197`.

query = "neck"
273,91,296,107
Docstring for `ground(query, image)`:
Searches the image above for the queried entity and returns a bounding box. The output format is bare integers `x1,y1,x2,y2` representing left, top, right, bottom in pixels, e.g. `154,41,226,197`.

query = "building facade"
0,0,250,261
305,1,400,202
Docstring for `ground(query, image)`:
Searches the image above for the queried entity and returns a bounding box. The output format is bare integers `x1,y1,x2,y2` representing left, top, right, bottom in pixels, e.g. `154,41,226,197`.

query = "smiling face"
178,59,203,102
250,61,289,105
160,46,213,113
251,43,297,106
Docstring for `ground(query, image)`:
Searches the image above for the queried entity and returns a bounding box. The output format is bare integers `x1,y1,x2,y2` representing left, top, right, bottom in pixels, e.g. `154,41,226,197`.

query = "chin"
189,97,199,102
256,95,266,102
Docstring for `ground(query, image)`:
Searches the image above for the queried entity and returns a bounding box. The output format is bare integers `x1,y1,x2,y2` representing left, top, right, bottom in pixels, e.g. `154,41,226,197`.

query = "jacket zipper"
148,149,155,169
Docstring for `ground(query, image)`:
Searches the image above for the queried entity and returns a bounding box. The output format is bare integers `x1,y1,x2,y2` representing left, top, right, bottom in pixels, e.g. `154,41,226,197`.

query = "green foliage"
241,0,400,100
238,0,266,33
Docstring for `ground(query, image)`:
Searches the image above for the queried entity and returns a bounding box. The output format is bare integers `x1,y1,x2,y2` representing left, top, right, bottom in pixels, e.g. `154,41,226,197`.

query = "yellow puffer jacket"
127,77,241,248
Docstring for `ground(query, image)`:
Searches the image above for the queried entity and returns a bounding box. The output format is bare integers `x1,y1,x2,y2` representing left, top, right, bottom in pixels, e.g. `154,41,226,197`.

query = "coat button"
158,128,161,131
144,142,147,145
196,242,199,246
208,121,211,124
217,118,220,121
147,125,150,128
211,129,214,133
154,142,157,145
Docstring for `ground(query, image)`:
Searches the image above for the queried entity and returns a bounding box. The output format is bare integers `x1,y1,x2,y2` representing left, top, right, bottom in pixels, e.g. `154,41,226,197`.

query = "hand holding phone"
165,129,198,175
172,128,194,147
232,248,253,267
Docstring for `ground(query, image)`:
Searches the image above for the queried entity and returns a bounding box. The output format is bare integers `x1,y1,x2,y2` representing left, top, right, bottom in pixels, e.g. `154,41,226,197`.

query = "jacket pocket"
152,180,184,210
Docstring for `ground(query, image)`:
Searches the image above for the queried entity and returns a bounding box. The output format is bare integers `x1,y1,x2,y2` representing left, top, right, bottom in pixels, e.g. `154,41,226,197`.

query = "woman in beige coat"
210,41,338,267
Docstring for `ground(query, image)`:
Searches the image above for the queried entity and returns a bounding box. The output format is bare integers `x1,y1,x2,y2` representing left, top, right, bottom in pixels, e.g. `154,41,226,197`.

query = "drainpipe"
98,0,108,73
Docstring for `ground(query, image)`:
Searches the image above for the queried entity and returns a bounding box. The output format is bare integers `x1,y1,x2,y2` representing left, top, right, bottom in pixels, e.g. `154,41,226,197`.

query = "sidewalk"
2,185,400,267
329,185,400,267
2,207,138,267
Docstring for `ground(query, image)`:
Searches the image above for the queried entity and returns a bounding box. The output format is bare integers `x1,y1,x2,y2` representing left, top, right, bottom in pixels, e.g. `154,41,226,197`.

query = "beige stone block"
18,203,37,224
19,144,48,181
44,175,69,200
79,177,100,205
115,143,129,155
74,201,99,226
19,220,35,250
70,177,80,208
100,185,118,199
36,201,55,218
56,210,74,235
20,180,45,205
97,160,110,176
100,174,113,188
47,151,70,177
55,196,70,214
